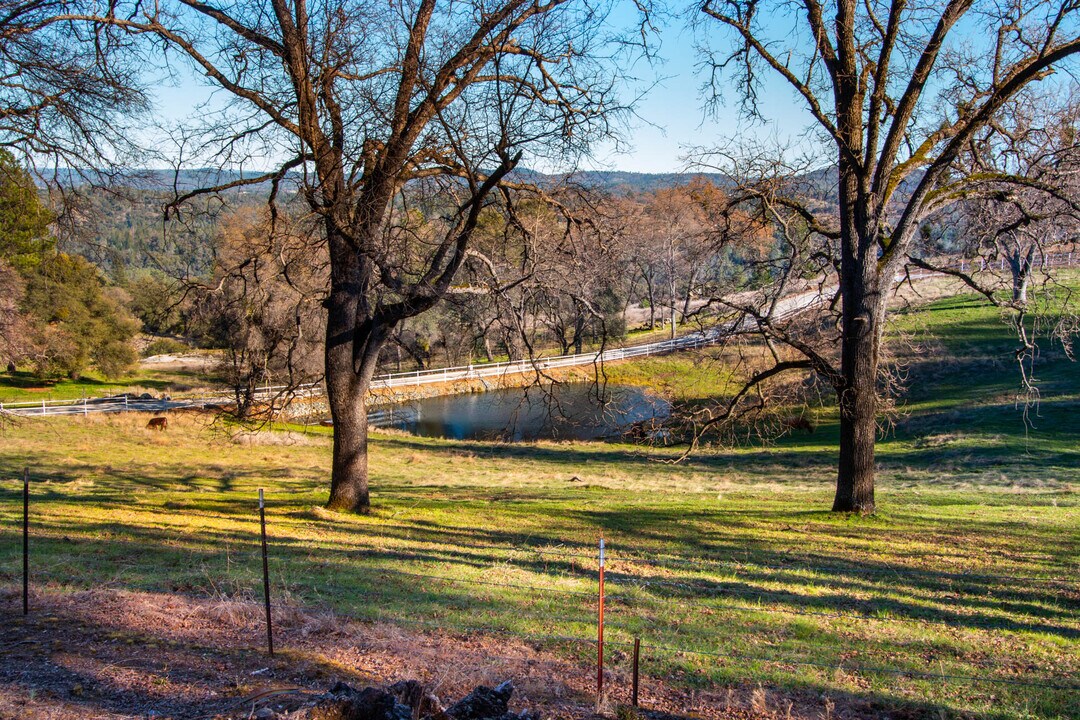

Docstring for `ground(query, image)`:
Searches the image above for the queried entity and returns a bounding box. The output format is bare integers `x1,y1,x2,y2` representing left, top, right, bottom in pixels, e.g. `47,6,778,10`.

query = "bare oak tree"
910,89,1080,405
700,0,1080,512
198,205,326,418
0,0,145,167
113,0,627,511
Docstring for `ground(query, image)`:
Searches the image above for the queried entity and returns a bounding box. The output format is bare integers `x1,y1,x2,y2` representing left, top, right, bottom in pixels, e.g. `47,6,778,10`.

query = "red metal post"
22,467,29,616
596,536,605,711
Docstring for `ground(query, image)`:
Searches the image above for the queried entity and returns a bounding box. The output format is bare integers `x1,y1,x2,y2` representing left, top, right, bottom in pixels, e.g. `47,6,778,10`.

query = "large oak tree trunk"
833,241,882,514
833,325,879,513
323,229,391,513
326,354,370,511
832,132,880,513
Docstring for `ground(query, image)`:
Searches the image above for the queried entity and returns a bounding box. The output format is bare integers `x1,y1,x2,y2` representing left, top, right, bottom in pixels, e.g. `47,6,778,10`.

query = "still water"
374,384,669,441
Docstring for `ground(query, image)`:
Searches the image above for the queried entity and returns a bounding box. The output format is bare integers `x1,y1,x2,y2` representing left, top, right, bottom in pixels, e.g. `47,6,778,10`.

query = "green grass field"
0,365,222,404
0,293,1077,719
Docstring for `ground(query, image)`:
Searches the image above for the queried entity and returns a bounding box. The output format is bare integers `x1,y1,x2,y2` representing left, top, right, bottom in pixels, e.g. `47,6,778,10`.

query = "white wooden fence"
3,251,1076,417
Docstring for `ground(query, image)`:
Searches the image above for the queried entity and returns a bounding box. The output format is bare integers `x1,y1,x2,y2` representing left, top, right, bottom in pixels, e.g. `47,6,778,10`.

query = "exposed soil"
0,588,937,720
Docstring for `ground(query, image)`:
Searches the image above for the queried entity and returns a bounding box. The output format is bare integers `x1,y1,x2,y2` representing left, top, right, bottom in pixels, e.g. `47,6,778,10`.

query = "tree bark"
832,112,880,513
642,271,656,329
573,307,585,354
833,326,879,513
323,229,390,513
325,360,370,512
1009,246,1034,305
833,240,881,514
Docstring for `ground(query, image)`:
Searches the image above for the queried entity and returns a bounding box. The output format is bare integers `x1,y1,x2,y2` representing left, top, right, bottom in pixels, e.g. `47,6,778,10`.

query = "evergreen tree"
0,150,53,271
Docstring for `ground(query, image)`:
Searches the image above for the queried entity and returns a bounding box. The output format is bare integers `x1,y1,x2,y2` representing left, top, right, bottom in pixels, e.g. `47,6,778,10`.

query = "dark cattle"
146,417,168,431
782,416,815,433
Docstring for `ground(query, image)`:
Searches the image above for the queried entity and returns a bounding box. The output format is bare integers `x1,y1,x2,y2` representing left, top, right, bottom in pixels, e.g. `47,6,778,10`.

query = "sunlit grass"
0,287,1077,718
0,366,222,404
0,410,1076,719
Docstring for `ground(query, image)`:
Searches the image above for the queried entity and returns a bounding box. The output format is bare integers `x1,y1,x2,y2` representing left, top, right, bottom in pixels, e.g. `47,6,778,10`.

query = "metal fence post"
259,488,274,656
632,637,640,707
596,536,605,713
23,467,29,615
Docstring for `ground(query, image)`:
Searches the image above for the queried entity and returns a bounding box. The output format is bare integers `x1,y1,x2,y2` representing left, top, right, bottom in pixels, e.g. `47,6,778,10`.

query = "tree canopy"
698,0,1080,512
0,149,53,271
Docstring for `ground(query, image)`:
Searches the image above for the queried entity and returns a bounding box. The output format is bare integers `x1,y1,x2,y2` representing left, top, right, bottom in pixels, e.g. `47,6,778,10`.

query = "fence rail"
4,251,1078,417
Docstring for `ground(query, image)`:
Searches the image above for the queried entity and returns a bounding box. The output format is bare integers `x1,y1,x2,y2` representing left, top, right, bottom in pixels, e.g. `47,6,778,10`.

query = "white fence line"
4,251,1077,417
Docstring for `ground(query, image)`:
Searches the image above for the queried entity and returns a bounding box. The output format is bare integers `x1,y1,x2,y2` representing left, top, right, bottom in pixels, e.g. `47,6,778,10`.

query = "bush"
142,337,190,357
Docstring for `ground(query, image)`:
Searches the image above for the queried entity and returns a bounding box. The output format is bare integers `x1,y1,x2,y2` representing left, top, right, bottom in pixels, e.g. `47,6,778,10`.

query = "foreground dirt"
0,588,920,720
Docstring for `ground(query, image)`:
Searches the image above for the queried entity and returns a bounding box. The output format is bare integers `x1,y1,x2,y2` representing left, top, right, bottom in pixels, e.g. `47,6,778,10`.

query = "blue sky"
148,3,818,174
586,4,817,172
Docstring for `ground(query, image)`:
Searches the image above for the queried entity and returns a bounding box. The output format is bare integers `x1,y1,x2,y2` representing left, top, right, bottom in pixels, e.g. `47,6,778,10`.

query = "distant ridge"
42,166,855,205
509,169,734,193
40,167,281,192
44,167,740,194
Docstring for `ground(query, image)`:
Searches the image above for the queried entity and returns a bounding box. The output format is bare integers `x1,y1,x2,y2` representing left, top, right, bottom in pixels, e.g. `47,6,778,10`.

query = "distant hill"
47,167,741,195
513,169,736,194
48,165,849,280
42,167,282,193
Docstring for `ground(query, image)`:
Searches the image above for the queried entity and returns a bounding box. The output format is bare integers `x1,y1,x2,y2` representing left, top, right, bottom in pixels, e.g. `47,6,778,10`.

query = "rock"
296,683,413,720
254,708,276,719
279,679,538,720
387,680,447,720
445,681,514,720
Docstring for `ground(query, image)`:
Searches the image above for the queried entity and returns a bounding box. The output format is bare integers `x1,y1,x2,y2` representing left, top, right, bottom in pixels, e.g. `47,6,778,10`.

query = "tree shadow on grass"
0,586,602,720
0,444,1077,719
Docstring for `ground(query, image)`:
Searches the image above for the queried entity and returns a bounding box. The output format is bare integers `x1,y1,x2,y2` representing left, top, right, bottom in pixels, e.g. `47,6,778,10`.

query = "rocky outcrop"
255,679,537,720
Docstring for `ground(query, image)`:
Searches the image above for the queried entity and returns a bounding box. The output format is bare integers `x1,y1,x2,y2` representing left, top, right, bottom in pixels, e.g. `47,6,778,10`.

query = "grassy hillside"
0,293,1077,719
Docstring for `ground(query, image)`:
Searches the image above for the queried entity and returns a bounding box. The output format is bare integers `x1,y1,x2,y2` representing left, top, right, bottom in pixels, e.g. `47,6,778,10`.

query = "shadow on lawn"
0,453,1077,719
1,465,1076,636
0,370,184,395
0,588,1036,720
378,425,1080,489
0,499,1076,715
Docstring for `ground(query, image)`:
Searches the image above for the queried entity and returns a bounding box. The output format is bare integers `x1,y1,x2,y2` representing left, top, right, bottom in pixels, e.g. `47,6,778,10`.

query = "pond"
372,383,670,442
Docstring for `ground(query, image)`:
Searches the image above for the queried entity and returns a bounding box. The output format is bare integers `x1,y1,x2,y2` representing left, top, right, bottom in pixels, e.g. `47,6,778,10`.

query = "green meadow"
0,292,1077,719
